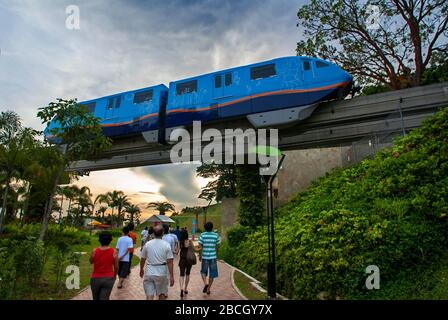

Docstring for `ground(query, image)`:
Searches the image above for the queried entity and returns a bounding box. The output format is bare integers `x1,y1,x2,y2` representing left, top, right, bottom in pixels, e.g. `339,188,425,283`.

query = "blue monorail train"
45,56,352,143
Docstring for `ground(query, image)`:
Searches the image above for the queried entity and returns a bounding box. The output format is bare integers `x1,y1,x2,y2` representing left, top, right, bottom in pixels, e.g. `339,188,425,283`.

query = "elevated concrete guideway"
69,82,448,172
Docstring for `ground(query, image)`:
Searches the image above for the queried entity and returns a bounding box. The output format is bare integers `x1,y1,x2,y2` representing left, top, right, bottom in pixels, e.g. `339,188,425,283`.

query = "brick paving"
72,249,243,300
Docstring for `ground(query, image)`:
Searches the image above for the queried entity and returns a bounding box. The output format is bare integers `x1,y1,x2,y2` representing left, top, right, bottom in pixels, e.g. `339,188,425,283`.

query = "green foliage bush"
0,248,16,299
223,107,448,299
0,237,45,299
4,223,90,249
0,223,90,299
227,225,253,247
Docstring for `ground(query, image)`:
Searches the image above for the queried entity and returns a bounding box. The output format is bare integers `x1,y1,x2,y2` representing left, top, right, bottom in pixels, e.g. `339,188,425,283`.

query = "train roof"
168,56,325,84
79,83,168,105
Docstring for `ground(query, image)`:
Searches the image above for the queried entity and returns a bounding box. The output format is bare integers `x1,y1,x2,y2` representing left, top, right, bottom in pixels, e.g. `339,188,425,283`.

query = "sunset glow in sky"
0,0,304,217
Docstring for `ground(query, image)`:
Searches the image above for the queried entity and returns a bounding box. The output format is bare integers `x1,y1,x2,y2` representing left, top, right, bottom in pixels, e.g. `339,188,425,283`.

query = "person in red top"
89,231,119,300
127,223,137,272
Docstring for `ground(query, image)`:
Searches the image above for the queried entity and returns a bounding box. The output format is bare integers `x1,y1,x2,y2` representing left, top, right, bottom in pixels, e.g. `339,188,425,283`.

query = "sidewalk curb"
229,268,248,300
220,260,288,300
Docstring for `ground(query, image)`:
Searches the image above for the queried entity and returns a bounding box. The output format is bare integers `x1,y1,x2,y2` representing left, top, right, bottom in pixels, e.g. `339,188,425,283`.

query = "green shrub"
46,224,91,251
4,223,91,250
0,237,46,298
0,247,16,299
227,225,253,247
12,237,46,287
226,107,448,299
0,223,90,298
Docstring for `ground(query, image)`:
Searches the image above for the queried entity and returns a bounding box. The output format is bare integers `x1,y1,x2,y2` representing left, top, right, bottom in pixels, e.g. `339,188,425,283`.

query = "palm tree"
77,193,93,219
125,204,141,224
74,186,92,225
100,190,127,227
116,193,130,225
147,201,176,215
107,190,121,217
94,193,110,214
96,206,108,221
0,111,37,233
63,186,77,223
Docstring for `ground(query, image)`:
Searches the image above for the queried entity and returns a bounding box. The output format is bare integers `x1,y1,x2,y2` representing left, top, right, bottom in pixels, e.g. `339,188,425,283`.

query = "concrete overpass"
70,82,448,172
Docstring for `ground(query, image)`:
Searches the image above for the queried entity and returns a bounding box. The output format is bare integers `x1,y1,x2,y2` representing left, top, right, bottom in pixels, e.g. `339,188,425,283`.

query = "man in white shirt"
116,226,134,289
140,225,175,300
141,226,149,250
162,224,179,255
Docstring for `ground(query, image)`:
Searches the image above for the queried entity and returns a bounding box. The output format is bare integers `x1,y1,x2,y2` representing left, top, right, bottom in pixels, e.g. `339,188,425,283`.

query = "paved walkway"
73,250,243,300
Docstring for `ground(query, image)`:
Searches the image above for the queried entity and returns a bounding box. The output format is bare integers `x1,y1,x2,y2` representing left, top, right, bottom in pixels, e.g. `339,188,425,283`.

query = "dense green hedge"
221,107,448,299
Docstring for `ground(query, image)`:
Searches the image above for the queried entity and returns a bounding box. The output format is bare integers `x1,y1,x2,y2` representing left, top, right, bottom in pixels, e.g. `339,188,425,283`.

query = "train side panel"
45,84,168,140
164,56,353,129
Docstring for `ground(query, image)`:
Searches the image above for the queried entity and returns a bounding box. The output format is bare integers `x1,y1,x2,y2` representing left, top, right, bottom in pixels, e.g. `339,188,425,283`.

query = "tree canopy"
37,98,112,239
196,163,237,203
296,0,448,90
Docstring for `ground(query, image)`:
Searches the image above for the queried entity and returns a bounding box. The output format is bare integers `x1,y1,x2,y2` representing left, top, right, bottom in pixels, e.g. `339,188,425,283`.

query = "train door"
105,96,120,119
213,74,224,99
223,72,233,97
302,59,315,84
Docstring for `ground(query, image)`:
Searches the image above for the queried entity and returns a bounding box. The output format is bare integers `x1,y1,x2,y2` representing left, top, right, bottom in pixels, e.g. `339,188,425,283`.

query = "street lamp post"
249,145,285,300
260,153,285,300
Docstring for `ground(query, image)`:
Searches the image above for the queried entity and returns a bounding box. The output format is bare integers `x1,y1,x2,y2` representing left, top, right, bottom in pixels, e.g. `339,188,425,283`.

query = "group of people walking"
88,221,221,300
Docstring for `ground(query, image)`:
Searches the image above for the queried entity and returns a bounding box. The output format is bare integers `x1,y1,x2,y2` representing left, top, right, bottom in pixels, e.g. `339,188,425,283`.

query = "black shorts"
179,258,192,277
118,261,130,278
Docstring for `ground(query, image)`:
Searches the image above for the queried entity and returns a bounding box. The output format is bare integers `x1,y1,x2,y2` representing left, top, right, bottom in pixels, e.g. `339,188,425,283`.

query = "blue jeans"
200,258,218,279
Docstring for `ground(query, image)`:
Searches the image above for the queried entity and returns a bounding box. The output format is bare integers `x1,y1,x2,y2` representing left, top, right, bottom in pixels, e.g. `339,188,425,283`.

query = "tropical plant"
147,201,176,215
94,193,110,215
0,111,39,233
125,204,141,224
74,186,93,225
115,193,130,224
62,186,77,223
96,206,108,221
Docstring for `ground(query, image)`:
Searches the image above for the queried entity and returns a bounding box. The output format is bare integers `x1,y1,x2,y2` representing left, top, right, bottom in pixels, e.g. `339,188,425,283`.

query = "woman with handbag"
178,229,196,297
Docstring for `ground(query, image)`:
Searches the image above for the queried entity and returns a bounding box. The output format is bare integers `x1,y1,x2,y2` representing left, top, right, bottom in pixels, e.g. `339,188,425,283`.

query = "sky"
0,0,304,218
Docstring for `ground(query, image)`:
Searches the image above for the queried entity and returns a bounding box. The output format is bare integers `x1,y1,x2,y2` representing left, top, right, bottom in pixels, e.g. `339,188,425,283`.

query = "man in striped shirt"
198,221,221,295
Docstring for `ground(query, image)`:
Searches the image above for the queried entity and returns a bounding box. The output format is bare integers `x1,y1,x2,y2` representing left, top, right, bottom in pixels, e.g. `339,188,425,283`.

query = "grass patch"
233,270,266,300
172,204,222,236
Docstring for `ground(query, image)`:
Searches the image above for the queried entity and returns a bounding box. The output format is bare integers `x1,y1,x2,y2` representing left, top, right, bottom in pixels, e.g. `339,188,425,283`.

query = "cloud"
133,164,204,210
0,0,305,208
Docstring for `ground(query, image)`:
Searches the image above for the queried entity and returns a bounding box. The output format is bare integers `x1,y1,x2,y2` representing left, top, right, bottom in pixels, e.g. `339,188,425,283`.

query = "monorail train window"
115,96,121,108
133,90,153,104
225,73,232,86
176,80,197,95
250,63,276,80
215,75,222,88
82,102,96,113
316,61,329,68
107,98,113,110
303,61,311,71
